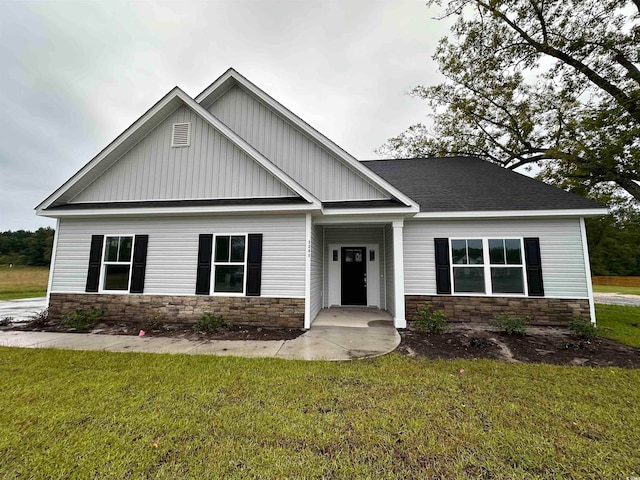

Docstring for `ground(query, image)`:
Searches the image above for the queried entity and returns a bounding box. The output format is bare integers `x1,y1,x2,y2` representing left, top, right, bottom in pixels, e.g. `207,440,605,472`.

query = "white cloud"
0,0,449,230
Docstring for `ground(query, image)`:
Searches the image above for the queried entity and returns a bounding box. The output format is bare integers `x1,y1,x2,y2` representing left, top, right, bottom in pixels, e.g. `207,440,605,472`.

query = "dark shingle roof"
365,157,603,212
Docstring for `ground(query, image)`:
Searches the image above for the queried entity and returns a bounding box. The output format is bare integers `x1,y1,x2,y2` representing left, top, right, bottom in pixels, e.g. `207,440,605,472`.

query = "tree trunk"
616,177,640,203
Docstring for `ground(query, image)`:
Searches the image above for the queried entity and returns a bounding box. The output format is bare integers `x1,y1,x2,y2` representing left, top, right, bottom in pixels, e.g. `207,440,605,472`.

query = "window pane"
215,236,230,262
491,267,524,293
119,236,133,262
214,265,244,293
453,267,485,293
105,237,119,262
104,265,130,290
451,240,467,264
489,239,505,264
467,239,484,264
505,239,522,264
230,236,245,262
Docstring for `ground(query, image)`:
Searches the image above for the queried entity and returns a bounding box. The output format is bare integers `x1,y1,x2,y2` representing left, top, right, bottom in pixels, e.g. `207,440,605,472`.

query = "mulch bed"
9,320,305,341
398,327,640,368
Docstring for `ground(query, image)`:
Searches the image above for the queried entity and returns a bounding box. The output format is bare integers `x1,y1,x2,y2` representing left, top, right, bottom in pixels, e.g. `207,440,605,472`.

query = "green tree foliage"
0,228,54,266
379,0,640,202
586,202,640,275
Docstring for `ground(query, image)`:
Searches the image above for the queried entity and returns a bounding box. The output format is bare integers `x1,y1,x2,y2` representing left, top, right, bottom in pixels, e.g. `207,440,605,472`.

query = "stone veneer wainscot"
48,293,305,328
405,295,590,326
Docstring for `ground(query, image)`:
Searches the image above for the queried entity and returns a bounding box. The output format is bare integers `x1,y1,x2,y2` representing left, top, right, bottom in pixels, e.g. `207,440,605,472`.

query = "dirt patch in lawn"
398,325,640,368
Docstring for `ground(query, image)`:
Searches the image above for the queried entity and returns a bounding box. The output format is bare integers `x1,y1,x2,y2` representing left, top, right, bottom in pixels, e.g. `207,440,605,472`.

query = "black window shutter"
129,235,149,294
434,238,451,294
196,234,213,295
246,234,263,296
85,235,104,292
524,237,544,296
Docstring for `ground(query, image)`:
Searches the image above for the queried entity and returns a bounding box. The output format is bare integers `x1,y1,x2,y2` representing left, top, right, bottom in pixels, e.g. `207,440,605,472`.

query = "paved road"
593,292,640,307
0,297,47,322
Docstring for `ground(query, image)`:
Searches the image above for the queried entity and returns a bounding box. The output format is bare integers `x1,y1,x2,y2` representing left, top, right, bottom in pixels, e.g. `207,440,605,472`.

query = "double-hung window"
102,236,133,291
451,239,485,293
213,235,247,294
450,238,526,295
489,239,525,294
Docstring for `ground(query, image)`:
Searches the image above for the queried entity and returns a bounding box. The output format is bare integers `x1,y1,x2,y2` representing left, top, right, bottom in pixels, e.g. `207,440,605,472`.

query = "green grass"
0,265,48,300
595,303,640,347
1,348,638,479
593,284,640,295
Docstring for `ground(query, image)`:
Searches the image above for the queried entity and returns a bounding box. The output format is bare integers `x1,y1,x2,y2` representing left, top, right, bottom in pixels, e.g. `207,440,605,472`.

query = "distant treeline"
0,219,638,275
0,228,54,266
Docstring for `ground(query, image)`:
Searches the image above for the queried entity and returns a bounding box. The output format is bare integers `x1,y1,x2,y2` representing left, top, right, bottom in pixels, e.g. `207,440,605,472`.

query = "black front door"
341,247,367,305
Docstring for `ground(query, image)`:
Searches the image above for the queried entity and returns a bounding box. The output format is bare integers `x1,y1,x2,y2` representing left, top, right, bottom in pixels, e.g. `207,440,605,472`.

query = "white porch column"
579,217,597,324
304,213,312,329
392,219,406,328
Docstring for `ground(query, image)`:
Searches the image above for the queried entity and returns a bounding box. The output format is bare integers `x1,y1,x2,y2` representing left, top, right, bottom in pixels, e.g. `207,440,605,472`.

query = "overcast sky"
0,0,450,231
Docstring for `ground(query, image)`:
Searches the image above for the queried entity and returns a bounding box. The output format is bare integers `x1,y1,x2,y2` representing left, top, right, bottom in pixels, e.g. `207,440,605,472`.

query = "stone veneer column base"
405,295,590,326
48,293,305,328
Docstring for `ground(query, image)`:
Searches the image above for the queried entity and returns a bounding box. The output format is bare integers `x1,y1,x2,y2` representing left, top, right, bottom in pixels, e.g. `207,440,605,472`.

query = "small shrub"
0,317,12,327
26,309,49,329
413,303,449,333
193,313,228,333
61,307,105,331
491,313,528,335
568,315,597,340
143,314,165,332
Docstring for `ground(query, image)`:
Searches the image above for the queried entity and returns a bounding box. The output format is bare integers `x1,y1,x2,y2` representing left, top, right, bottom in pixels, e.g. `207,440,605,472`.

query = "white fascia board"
321,206,419,216
36,88,184,211
36,203,320,218
313,214,409,225
196,68,419,210
413,208,608,219
176,90,321,207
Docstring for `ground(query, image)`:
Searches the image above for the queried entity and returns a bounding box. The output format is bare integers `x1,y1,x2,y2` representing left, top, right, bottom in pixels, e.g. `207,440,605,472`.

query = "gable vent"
171,122,191,147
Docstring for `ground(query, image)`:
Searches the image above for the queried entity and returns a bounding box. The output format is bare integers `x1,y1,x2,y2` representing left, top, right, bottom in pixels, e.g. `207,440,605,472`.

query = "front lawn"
0,348,638,478
595,303,640,347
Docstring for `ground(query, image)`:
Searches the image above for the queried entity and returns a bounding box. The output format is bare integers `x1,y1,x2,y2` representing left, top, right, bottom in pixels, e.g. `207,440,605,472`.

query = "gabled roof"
365,157,606,215
36,87,321,214
196,68,419,211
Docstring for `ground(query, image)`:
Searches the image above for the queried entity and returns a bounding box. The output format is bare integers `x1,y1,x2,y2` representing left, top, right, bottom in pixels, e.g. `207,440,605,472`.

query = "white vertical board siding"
322,226,385,307
310,224,323,320
403,218,589,298
51,214,306,297
384,224,395,315
209,86,388,202
70,105,295,203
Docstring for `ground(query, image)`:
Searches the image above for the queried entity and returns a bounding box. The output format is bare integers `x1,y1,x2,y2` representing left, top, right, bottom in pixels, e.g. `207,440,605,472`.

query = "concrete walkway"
0,308,400,361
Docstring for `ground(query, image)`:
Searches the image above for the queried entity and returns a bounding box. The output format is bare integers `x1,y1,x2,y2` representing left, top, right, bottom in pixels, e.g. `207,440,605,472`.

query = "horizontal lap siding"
403,218,588,298
310,224,323,320
71,105,294,203
209,86,388,202
51,214,306,297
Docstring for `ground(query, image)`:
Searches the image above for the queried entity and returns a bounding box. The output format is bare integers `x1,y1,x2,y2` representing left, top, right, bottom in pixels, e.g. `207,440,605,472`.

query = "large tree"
379,0,640,202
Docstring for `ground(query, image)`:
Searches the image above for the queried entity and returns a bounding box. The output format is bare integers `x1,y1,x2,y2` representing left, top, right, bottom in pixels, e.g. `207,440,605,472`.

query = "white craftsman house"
37,68,606,329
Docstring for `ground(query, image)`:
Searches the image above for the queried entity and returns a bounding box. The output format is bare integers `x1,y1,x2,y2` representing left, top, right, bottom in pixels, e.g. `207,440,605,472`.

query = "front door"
341,247,367,305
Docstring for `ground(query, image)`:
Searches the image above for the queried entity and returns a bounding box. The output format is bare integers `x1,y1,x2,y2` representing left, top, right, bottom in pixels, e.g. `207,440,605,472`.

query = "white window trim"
99,234,135,294
211,233,248,297
450,237,528,297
